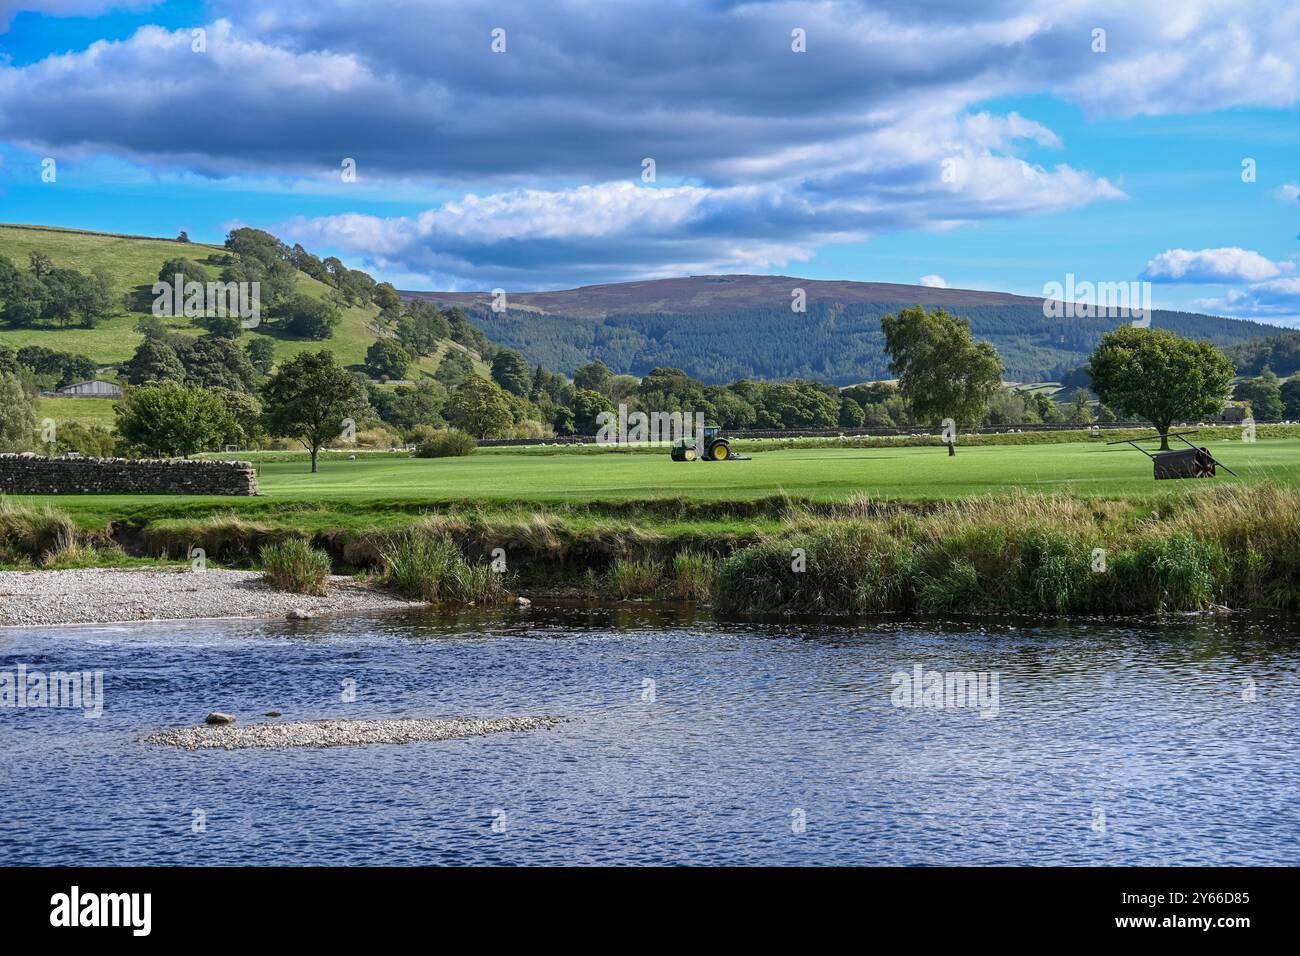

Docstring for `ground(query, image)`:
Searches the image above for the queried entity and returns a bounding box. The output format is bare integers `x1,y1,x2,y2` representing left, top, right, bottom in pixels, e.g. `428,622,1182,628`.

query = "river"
1,605,1296,865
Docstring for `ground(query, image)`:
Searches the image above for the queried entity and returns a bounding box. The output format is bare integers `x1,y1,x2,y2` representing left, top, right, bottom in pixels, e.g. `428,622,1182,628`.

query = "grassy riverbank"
5,434,1300,616
5,476,1300,616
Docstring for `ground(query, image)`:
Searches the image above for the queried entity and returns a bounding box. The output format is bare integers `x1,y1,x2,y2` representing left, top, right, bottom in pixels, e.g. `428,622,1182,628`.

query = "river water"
1,605,1297,865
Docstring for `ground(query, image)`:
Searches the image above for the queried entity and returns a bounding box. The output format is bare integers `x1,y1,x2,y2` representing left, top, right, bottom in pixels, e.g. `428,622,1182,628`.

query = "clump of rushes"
0,497,78,566
606,557,664,599
671,551,718,602
37,541,125,570
378,529,504,604
717,523,913,616
260,539,332,596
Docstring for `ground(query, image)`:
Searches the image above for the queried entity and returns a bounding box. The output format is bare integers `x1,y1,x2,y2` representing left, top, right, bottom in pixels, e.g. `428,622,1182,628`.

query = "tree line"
2,303,1262,466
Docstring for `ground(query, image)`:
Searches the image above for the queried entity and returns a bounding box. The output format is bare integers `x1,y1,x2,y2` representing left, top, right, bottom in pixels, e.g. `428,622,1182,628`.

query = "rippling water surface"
1,605,1297,865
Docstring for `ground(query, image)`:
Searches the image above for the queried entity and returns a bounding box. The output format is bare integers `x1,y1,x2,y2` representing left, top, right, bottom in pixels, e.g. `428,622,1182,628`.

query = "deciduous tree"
0,373,35,452
114,382,231,458
261,350,366,472
881,305,1003,449
1089,326,1233,450
447,375,514,438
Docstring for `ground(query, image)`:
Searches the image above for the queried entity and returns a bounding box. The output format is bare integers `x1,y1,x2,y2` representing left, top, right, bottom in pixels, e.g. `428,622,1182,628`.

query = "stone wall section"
0,454,259,496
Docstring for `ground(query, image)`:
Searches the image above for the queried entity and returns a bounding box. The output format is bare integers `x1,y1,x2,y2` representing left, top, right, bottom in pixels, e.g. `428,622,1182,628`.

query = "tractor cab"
670,424,734,461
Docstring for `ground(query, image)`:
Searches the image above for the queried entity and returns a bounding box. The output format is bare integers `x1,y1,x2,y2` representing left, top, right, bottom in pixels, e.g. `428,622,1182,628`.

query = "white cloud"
1141,247,1286,284
919,275,948,288
1276,183,1300,203
1055,6,1300,117
1194,278,1300,321
0,0,1293,284
278,165,1122,288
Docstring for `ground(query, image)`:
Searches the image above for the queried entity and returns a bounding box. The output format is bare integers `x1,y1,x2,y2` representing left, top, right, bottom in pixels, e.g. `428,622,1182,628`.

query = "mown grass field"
261,438,1297,501
19,437,1300,528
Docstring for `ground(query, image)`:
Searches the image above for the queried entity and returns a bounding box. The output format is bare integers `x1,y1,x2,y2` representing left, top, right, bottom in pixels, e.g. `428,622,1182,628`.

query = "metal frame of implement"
1105,430,1239,478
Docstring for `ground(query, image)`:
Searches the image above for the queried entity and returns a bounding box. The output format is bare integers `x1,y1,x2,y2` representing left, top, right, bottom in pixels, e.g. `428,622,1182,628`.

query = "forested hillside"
1228,330,1300,378
408,277,1284,385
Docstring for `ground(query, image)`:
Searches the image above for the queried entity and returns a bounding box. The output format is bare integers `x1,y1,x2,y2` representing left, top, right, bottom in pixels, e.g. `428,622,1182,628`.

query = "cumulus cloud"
278,159,1122,287
1194,279,1300,321
919,275,948,288
0,5,1137,185
282,183,841,286
1276,183,1300,203
0,0,1295,284
1141,248,1286,284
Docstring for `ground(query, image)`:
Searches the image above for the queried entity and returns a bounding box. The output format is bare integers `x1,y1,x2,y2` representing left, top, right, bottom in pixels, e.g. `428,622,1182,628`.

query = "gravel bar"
145,716,567,751
0,568,423,627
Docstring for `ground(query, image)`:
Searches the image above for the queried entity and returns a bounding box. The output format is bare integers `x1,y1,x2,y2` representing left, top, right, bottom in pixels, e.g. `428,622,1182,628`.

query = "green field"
259,439,1299,501
21,438,1300,527
0,222,489,379
35,396,118,429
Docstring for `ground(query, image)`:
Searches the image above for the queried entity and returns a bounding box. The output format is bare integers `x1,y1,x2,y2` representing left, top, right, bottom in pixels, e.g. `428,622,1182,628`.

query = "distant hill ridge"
1,222,1283,389
405,273,1044,318
403,274,1285,385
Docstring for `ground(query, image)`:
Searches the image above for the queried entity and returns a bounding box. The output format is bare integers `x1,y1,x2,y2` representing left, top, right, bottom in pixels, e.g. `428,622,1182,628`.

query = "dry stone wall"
0,454,259,496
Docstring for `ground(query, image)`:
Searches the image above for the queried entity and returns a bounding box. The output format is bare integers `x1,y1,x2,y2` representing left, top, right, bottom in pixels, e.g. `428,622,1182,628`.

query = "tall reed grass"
605,557,664,598
260,539,332,596
715,487,1265,616
0,497,79,566
378,527,505,604
671,551,718,602
23,483,1300,617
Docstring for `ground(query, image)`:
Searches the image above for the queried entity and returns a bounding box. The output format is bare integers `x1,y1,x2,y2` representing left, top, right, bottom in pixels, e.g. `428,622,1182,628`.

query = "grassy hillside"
0,224,228,364
0,223,488,379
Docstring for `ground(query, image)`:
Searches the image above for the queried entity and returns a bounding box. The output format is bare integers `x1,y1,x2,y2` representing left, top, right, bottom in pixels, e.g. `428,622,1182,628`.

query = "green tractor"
670,425,740,462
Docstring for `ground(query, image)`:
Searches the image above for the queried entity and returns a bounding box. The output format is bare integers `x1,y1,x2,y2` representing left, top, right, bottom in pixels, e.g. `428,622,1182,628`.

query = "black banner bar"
0,866,1284,943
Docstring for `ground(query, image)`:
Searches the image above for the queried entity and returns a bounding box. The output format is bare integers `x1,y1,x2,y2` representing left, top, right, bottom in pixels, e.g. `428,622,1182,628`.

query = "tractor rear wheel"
710,441,731,461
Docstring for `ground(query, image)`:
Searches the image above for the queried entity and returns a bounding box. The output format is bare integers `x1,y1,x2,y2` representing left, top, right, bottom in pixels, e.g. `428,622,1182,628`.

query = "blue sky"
0,0,1297,322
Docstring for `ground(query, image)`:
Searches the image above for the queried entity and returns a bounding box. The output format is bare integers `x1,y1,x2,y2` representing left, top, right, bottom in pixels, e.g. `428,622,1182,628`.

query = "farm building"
55,380,123,399
1216,404,1250,423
